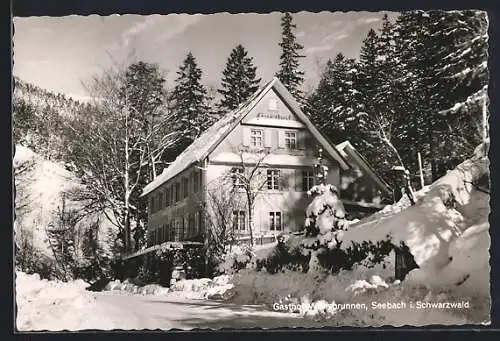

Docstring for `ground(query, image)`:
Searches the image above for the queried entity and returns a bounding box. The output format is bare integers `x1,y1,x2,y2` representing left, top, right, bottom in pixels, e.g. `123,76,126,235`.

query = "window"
169,220,174,241
169,185,174,205
175,182,180,202
250,129,263,147
160,225,165,243
269,212,282,231
267,169,280,190
188,213,194,237
158,192,163,210
232,210,246,231
194,211,199,234
174,219,181,241
269,98,278,111
150,197,155,214
231,167,245,188
165,188,170,207
183,177,189,198
302,171,315,192
284,131,297,149
193,171,199,193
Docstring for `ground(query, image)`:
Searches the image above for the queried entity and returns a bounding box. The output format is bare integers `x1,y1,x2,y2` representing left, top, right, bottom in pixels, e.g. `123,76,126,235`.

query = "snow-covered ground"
15,271,326,330
15,145,490,329
226,147,490,326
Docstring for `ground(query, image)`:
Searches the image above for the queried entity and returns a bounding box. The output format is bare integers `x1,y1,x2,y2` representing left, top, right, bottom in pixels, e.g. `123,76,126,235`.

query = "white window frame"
232,210,246,231
269,212,282,231
284,131,297,149
267,169,280,190
250,129,264,147
231,167,245,188
302,170,315,191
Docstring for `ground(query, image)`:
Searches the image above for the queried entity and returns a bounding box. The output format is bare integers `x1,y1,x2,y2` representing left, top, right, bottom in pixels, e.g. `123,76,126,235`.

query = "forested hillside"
305,11,489,186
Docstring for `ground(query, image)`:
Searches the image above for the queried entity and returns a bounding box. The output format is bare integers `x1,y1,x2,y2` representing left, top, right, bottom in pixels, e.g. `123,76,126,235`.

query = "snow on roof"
141,79,277,197
336,140,391,194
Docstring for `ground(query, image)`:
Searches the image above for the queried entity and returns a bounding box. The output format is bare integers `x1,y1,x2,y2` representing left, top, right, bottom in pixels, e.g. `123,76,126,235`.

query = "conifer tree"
306,53,360,145
218,44,261,111
276,12,305,101
170,52,212,142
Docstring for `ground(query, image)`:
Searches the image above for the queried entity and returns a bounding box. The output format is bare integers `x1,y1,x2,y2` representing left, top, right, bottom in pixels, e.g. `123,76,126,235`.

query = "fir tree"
276,12,305,102
306,53,360,146
170,52,212,142
218,44,261,111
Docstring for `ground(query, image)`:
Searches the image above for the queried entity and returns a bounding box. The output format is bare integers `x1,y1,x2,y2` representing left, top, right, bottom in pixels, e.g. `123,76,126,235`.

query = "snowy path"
74,292,322,330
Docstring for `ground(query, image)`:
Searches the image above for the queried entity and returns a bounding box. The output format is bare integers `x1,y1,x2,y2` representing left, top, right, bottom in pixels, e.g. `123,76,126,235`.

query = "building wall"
205,88,341,235
339,151,385,205
146,164,206,246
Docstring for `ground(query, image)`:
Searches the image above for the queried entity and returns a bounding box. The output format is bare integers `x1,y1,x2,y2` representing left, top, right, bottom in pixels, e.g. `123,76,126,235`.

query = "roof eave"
272,79,351,170
343,144,392,194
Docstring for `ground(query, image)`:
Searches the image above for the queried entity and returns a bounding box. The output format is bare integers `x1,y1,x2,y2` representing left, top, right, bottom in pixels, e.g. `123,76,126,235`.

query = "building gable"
142,77,350,197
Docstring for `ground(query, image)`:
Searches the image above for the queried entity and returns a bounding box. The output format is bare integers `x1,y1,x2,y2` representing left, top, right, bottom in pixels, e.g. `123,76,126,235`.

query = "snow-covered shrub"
316,238,395,275
217,244,256,274
304,184,347,236
256,239,310,274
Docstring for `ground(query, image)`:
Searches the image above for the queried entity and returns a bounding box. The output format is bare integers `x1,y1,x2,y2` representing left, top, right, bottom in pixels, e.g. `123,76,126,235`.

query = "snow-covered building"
141,77,391,246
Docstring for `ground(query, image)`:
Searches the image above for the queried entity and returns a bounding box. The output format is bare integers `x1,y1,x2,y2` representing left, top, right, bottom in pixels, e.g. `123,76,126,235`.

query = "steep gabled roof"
336,140,392,195
141,77,350,197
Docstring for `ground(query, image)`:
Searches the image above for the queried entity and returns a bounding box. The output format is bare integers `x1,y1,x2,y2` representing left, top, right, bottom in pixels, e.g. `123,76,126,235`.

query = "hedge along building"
140,77,392,248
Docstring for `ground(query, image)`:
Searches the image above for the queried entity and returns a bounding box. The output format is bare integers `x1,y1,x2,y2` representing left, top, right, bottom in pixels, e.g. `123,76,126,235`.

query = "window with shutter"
284,131,297,149
250,129,264,147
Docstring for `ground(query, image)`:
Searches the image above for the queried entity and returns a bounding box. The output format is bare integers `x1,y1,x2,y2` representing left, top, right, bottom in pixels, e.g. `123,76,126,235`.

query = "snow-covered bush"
256,237,310,274
217,244,256,274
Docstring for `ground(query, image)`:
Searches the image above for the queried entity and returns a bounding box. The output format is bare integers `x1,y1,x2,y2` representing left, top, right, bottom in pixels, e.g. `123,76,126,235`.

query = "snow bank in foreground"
16,271,96,331
103,275,234,300
105,279,170,296
229,261,489,326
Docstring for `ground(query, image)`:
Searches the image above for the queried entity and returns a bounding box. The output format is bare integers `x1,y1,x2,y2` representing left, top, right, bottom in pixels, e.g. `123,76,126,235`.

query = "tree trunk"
247,195,255,247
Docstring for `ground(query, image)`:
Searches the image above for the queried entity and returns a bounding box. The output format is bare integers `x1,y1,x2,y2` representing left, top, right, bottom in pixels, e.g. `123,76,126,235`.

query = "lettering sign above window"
257,112,294,120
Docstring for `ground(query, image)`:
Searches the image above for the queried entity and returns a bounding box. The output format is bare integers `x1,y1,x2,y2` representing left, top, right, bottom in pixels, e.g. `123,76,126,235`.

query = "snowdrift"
103,275,234,300
227,147,490,325
15,271,96,331
339,147,490,296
